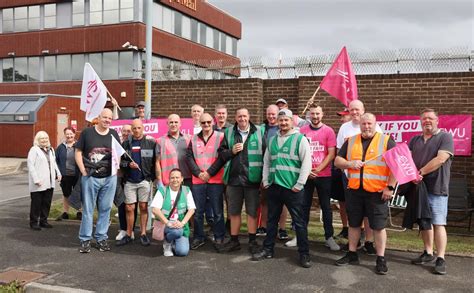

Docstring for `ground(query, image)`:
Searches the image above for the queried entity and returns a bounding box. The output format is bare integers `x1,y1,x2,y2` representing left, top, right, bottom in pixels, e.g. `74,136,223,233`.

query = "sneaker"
56,212,69,221
76,212,82,221
140,234,151,246
278,229,289,240
251,249,273,261
335,252,360,266
325,237,341,251
219,240,241,253
285,237,297,247
39,222,53,228
116,230,128,241
300,254,312,268
130,232,135,240
116,235,132,246
79,240,91,253
433,257,447,275
190,239,205,250
375,256,388,275
256,227,267,236
363,241,376,256
163,241,174,257
411,250,435,265
248,240,260,254
97,240,111,252
336,227,348,239
30,223,41,231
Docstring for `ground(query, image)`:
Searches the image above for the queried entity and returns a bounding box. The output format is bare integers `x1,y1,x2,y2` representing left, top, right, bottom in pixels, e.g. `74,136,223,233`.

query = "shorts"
330,168,345,202
60,175,78,198
124,180,151,204
346,189,388,230
226,185,260,217
428,193,448,225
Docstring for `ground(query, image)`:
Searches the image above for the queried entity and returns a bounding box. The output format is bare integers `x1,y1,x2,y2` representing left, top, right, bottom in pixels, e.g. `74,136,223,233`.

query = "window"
104,0,119,24
90,1,103,24
28,57,40,81
232,38,238,57
220,32,226,54
14,7,28,32
72,0,85,26
44,4,56,28
213,29,219,50
162,6,173,33
57,55,71,80
72,54,85,80
44,56,56,81
181,15,191,40
199,23,207,46
3,9,13,32
2,59,14,82
89,53,102,76
226,35,232,55
153,3,163,29
119,52,134,78
14,58,28,81
190,19,198,42
103,52,119,79
206,26,213,48
120,0,134,22
28,6,40,30
174,12,182,37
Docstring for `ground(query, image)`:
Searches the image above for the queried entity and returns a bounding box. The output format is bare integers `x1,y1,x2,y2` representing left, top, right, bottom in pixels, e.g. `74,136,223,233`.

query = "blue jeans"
79,175,117,242
192,183,225,241
264,184,309,256
303,177,334,239
165,227,189,256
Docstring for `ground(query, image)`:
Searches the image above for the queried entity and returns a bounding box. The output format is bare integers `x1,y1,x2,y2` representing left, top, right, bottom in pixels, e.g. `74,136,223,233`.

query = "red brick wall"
143,71,474,192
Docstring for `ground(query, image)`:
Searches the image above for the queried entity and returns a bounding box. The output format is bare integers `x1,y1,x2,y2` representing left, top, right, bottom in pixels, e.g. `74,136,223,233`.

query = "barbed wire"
135,47,473,80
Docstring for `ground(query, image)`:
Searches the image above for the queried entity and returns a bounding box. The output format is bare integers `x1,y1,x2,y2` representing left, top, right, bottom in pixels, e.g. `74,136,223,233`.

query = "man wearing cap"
275,98,306,128
252,108,312,268
132,101,146,120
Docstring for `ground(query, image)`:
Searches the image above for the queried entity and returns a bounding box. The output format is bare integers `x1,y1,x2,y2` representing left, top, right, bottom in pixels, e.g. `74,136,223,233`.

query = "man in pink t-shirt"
299,104,340,251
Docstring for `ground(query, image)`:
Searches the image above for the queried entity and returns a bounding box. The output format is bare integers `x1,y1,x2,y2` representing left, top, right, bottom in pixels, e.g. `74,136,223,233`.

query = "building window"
232,38,238,57
28,57,40,81
14,7,28,32
181,14,191,40
44,56,56,81
120,0,134,22
119,51,134,78
199,23,207,46
89,53,102,76
104,0,120,24
90,1,103,24
213,29,219,51
28,6,40,30
206,26,213,48
220,32,227,54
152,3,163,29
174,12,182,37
2,59,14,82
3,8,14,32
57,55,71,81
14,58,28,82
226,35,232,55
103,52,119,79
44,4,56,28
72,0,85,26
162,6,173,33
190,18,198,42
72,54,85,80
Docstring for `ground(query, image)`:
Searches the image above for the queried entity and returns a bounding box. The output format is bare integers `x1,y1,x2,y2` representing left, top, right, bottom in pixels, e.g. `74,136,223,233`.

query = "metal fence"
140,47,474,80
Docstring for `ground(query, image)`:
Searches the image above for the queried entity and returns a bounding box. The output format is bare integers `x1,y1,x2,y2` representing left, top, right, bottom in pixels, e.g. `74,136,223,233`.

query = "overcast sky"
210,0,474,58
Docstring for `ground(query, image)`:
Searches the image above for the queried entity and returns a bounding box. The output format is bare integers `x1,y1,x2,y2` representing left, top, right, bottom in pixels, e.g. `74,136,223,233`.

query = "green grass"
0,280,23,293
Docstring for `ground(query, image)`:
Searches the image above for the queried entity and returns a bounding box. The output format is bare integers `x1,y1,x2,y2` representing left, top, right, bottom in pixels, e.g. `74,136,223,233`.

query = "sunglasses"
200,121,212,125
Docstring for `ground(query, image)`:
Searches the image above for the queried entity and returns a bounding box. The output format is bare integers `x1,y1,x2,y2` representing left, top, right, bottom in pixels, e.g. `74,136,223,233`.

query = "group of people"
27,97,453,275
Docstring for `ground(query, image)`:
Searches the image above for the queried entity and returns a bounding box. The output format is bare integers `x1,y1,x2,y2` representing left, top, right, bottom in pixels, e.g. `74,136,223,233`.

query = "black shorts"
330,168,346,202
60,175,78,198
226,185,260,217
346,189,388,230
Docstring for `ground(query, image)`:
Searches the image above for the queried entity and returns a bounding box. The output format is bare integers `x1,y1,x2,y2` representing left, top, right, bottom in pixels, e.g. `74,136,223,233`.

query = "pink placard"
110,118,194,141
376,115,472,156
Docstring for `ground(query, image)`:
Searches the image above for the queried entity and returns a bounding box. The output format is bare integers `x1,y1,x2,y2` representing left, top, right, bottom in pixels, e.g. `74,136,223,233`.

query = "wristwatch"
387,185,395,191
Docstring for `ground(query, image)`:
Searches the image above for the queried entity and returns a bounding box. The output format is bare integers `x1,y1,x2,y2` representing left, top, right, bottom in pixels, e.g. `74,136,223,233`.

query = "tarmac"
1,159,473,292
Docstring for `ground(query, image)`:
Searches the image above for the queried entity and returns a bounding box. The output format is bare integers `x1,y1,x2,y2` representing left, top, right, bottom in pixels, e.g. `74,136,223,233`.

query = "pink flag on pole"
320,47,358,107
80,63,108,122
111,135,125,176
382,143,419,185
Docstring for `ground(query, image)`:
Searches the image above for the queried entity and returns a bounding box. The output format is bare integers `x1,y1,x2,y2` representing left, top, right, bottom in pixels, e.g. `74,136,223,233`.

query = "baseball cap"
135,101,146,108
275,98,288,105
278,108,293,118
337,108,350,116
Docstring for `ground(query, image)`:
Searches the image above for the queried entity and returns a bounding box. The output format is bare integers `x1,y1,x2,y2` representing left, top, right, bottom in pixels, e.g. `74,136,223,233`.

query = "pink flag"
320,47,358,107
111,135,125,176
80,63,108,122
382,143,419,185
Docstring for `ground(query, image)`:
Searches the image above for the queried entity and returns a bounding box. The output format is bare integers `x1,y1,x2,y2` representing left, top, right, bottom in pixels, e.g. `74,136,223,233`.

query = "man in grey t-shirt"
409,108,453,275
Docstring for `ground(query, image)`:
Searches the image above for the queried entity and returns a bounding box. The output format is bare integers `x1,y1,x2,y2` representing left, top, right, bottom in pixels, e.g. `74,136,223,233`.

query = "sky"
209,0,474,59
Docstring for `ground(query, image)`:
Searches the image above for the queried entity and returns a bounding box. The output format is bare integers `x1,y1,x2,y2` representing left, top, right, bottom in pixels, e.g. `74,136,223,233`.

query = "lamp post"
145,0,153,119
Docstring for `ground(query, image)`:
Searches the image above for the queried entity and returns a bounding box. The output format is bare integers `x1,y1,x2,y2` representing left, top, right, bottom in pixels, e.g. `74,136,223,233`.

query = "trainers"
56,212,69,221
163,241,174,257
256,227,267,236
130,232,135,240
300,254,312,268
285,237,297,247
336,227,348,239
433,257,447,275
97,240,111,252
411,250,435,265
248,240,260,254
375,256,388,275
116,235,132,246
325,237,341,251
140,234,151,246
115,230,128,241
219,240,241,253
335,252,360,266
363,241,376,256
190,239,205,250
79,240,91,253
76,212,82,220
251,249,273,261
39,222,53,228
278,229,289,240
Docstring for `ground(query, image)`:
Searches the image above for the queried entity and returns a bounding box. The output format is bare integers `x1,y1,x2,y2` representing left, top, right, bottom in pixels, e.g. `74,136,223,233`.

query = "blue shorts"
428,194,448,225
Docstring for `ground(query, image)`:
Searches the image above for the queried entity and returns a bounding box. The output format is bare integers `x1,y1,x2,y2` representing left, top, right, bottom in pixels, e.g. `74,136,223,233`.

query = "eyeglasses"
200,121,212,125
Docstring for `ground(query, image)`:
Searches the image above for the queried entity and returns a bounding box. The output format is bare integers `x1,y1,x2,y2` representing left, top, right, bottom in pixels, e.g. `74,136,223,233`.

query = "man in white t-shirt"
335,100,381,256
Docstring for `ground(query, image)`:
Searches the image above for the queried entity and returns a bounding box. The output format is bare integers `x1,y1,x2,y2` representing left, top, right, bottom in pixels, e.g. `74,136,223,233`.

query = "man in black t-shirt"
75,108,120,253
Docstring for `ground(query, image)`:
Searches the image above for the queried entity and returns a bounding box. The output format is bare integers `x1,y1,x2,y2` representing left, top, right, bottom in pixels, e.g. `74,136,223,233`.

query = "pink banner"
382,143,419,185
377,115,472,156
110,118,194,141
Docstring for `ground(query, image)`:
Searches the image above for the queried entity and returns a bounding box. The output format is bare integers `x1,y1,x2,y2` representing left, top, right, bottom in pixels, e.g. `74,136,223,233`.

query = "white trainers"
285,237,297,247
130,232,135,240
115,230,127,241
163,241,174,257
325,237,341,251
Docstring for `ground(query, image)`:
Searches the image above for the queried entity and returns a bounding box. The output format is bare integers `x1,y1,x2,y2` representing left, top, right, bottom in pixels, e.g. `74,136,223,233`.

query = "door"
56,113,69,146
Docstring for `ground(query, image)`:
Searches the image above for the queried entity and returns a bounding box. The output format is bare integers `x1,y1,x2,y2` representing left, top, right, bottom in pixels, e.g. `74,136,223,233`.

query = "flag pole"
107,90,122,111
300,86,320,116
123,151,142,172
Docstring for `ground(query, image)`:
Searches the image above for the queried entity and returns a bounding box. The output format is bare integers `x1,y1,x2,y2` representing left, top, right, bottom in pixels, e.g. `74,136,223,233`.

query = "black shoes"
79,240,91,253
411,250,436,265
30,224,41,231
300,254,312,268
251,249,273,261
336,227,349,239
256,227,267,236
76,212,82,220
221,240,241,253
375,256,388,275
56,212,69,221
97,240,111,252
434,257,447,275
278,229,289,240
140,234,151,246
116,235,132,246
39,222,53,228
363,241,376,256
248,240,260,254
335,251,360,266
190,239,206,250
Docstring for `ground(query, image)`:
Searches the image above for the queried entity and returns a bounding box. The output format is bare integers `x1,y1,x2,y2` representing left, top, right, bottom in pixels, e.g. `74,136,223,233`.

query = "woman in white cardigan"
27,131,61,230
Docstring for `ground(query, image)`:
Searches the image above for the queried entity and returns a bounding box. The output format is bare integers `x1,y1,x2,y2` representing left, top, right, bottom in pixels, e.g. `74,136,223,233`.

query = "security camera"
122,41,130,48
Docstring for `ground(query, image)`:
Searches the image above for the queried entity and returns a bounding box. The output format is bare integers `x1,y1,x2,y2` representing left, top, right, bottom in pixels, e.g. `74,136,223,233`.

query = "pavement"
1,163,474,292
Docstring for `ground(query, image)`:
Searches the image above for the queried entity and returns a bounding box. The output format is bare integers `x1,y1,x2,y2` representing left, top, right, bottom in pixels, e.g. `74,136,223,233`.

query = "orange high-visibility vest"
159,134,191,185
191,131,224,184
346,132,390,192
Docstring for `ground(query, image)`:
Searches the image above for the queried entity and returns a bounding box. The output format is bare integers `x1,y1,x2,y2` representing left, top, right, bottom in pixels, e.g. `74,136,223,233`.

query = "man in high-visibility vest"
334,113,397,275
252,109,312,268
186,113,226,251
